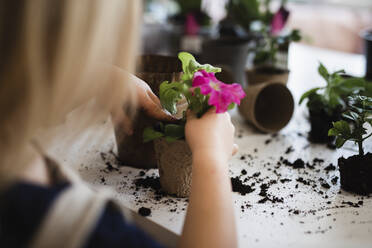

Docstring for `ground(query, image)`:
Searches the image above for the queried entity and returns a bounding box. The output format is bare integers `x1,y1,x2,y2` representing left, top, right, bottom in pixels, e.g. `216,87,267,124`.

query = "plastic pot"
201,38,251,87
360,28,372,80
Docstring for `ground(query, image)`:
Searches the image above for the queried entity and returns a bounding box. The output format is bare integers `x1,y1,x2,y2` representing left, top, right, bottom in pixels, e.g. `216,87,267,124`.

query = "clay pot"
238,82,294,133
114,55,182,169
154,138,192,197
247,67,289,86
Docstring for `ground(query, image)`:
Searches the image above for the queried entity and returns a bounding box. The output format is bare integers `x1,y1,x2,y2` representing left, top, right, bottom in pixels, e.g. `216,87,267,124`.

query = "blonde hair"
0,0,141,186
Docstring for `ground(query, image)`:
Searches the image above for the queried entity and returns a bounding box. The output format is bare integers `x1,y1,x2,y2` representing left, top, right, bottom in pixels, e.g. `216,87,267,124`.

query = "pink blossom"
271,6,290,35
192,70,246,113
185,13,200,36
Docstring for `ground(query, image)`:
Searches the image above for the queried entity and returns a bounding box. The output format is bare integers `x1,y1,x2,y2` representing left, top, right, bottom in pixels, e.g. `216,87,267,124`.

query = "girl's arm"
179,110,237,248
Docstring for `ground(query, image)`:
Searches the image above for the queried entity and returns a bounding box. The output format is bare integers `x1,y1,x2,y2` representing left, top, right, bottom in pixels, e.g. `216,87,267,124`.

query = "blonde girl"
0,1,237,247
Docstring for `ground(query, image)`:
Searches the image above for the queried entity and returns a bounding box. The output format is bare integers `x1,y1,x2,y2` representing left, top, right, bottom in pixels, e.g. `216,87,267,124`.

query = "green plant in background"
329,95,372,156
175,0,202,14
171,0,211,26
253,29,301,66
226,0,262,32
299,63,369,116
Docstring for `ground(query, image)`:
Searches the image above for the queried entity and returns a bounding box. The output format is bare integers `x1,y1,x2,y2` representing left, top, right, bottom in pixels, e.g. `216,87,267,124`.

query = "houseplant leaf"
159,81,183,115
143,127,164,143
299,87,321,104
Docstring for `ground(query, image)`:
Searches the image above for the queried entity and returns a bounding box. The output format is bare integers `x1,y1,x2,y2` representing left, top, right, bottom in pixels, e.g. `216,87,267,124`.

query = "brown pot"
114,55,182,169
154,138,192,197
247,67,289,86
238,82,294,133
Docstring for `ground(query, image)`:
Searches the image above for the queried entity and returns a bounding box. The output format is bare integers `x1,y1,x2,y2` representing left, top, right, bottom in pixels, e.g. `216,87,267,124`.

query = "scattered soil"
231,177,255,195
138,207,151,217
281,157,305,169
134,176,162,194
338,153,372,195
324,164,336,172
285,146,295,154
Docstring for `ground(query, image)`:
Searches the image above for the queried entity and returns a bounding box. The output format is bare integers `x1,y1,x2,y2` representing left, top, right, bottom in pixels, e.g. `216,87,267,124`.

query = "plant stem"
358,140,364,156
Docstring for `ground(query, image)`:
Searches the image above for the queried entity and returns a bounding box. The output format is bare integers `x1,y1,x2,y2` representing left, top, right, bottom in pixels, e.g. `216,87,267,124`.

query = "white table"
48,43,371,248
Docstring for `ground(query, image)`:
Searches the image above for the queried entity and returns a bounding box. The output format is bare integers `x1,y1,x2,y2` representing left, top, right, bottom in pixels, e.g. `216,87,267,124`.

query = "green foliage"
227,0,262,31
253,29,302,66
175,0,202,14
299,63,369,116
143,122,185,143
143,52,225,143
178,52,221,81
159,81,184,115
143,127,164,143
328,95,372,156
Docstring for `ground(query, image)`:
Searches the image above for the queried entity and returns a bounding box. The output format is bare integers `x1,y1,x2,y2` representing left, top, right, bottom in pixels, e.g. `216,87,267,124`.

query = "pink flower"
185,13,200,36
192,70,246,113
271,6,290,35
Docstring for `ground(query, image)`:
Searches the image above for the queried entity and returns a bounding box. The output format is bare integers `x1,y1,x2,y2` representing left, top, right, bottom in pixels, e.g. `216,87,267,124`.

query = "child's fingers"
232,144,239,156
186,109,197,120
142,96,174,121
146,88,162,107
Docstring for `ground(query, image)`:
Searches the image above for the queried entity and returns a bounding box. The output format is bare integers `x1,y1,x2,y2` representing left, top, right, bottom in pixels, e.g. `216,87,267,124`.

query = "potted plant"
114,55,182,169
143,52,246,197
299,63,369,144
328,95,372,195
247,1,302,85
201,0,263,87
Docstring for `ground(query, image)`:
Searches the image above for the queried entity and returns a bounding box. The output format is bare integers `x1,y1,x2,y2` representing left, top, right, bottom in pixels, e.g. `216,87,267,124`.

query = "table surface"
48,43,372,248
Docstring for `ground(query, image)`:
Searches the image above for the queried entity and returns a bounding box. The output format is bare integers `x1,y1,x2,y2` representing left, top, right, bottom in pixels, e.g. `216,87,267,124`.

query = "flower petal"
271,6,290,35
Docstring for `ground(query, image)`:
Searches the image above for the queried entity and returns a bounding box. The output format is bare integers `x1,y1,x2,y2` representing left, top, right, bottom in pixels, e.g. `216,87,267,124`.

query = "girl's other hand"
132,75,173,121
185,109,238,164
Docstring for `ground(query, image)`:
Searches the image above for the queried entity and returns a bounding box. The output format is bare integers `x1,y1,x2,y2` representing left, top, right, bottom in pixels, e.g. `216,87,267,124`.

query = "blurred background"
142,0,372,55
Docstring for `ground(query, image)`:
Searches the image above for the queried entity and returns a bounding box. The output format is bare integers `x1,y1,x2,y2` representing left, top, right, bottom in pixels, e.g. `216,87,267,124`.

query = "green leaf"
299,87,321,104
165,136,178,142
333,120,351,136
143,127,164,143
178,52,196,75
228,103,236,110
178,52,221,81
342,111,359,122
328,128,339,137
189,60,221,74
335,137,347,148
318,63,329,82
331,69,346,77
164,124,185,140
159,81,183,115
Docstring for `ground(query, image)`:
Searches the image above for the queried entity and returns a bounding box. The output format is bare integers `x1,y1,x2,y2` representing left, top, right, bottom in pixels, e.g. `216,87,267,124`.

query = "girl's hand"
110,67,173,134
185,109,238,164
133,75,173,121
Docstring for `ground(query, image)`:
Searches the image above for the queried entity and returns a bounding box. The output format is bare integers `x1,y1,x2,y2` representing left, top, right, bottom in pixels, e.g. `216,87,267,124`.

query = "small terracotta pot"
114,55,182,169
246,67,289,86
154,138,192,197
238,82,294,133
